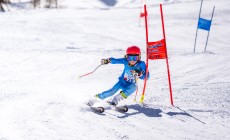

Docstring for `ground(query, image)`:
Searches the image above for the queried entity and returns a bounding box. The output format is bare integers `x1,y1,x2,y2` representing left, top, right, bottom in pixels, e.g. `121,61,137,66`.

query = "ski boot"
86,94,101,106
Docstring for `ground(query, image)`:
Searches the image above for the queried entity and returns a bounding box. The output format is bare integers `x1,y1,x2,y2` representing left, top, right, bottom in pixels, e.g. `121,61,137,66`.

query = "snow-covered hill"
0,0,230,139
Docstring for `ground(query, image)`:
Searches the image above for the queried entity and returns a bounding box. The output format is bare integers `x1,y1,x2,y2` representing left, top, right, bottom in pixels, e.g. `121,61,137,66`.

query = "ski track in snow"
1,0,230,140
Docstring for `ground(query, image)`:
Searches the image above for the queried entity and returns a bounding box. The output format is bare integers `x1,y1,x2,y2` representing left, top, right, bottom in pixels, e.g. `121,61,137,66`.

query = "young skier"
88,46,149,106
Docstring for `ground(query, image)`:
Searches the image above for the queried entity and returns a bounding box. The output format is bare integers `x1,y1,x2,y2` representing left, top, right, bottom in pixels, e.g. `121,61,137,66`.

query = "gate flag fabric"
147,39,166,60
140,12,146,17
198,18,212,31
140,0,147,17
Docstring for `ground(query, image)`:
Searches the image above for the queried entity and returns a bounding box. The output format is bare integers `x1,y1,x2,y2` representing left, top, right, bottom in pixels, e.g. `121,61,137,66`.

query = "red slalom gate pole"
160,4,174,106
140,4,149,104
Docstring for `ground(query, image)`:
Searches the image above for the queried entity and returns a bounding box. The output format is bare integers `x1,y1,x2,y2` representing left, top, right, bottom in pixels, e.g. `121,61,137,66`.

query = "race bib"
124,71,135,82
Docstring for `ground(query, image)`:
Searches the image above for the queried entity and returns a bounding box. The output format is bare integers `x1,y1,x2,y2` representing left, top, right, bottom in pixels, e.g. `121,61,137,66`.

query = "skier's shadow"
118,104,162,118
100,0,117,6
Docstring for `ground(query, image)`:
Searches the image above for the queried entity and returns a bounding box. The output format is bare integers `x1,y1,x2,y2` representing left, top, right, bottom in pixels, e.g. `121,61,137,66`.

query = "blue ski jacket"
109,58,149,84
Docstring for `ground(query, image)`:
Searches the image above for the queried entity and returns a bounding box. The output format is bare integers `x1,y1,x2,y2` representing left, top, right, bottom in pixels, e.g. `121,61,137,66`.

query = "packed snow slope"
0,0,230,139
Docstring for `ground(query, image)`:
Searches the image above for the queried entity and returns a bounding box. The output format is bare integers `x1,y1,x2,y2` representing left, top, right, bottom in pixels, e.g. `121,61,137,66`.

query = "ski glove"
132,69,143,77
101,59,110,65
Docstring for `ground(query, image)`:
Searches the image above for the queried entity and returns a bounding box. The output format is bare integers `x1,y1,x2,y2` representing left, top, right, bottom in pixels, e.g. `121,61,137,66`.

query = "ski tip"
88,105,105,114
123,106,128,112
115,106,128,113
97,107,105,113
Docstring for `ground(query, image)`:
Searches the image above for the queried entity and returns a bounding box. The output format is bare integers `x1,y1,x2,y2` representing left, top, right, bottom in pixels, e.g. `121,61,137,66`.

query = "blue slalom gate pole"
194,0,204,53
204,6,215,52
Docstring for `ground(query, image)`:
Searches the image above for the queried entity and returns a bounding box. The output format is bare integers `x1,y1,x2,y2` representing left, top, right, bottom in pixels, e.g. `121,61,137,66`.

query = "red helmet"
126,46,141,55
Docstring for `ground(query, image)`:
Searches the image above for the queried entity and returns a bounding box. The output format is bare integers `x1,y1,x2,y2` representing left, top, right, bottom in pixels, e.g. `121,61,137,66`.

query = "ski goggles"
127,55,139,61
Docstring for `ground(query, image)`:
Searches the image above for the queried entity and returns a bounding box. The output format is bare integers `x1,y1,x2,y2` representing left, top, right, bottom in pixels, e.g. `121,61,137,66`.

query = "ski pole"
134,75,139,102
133,70,144,102
134,83,139,102
79,64,102,78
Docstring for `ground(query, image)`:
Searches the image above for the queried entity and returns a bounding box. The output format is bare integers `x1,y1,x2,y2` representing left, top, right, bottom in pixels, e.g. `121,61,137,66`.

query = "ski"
91,106,105,113
86,102,105,114
106,101,129,113
114,105,129,113
86,99,128,113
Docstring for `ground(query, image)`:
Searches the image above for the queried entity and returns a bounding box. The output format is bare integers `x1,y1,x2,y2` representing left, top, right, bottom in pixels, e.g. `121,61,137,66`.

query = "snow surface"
0,0,230,139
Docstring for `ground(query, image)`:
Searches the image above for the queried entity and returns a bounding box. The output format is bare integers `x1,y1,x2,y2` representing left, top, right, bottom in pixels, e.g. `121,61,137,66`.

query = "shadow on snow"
118,104,163,118
166,106,206,124
99,0,117,6
117,105,206,124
